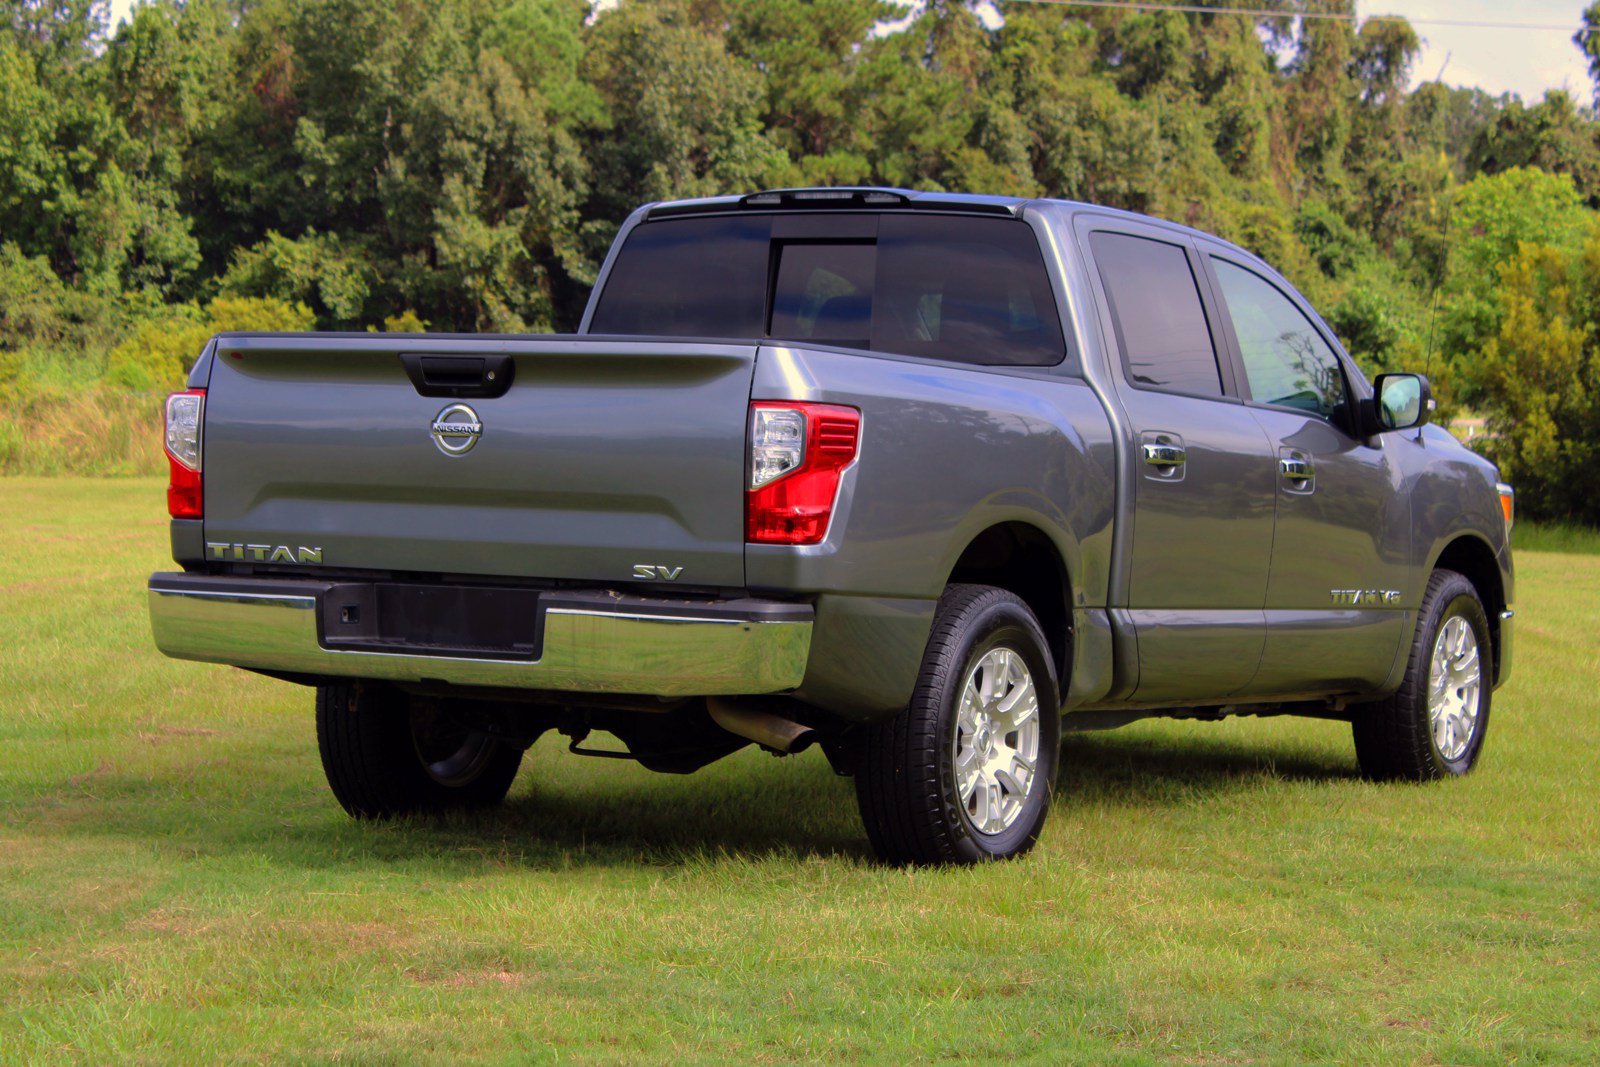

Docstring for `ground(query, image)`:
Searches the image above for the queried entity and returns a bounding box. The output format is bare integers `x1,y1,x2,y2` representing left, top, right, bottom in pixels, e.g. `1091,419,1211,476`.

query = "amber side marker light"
1497,482,1514,532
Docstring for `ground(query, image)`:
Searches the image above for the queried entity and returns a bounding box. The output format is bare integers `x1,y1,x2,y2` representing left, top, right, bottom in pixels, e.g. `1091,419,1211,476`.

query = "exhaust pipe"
707,698,817,754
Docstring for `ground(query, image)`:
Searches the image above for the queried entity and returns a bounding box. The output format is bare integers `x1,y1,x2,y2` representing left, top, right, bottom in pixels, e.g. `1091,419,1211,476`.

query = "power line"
1001,0,1588,34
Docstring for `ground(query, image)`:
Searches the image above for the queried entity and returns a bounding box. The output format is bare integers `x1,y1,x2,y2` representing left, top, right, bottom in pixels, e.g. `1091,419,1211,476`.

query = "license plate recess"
319,583,542,661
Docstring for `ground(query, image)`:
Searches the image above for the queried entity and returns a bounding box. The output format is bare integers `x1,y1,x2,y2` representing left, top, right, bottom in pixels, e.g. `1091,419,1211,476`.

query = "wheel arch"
946,521,1074,691
1428,532,1507,684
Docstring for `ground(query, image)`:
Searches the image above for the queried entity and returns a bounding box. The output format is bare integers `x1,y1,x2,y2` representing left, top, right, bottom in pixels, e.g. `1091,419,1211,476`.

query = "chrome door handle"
1142,443,1187,468
1280,456,1314,480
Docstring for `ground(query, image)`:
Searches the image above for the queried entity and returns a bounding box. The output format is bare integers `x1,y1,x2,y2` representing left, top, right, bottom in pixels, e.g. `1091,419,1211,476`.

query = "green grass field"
2,479,1596,1063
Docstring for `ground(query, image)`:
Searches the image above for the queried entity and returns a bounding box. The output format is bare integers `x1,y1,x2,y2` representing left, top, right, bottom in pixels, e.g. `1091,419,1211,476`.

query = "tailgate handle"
400,354,515,399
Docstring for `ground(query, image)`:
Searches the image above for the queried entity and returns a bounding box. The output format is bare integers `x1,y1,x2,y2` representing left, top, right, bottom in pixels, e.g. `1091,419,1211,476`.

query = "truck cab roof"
644,185,1227,249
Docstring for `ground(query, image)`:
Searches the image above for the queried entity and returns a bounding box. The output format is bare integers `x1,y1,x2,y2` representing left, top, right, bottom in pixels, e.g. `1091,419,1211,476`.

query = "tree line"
2,0,1599,522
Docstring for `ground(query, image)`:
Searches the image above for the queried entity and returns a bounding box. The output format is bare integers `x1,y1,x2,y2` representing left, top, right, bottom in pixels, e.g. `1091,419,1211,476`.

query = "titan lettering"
206,542,324,565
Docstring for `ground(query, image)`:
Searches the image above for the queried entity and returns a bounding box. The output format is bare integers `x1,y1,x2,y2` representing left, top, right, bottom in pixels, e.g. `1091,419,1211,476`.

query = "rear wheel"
854,585,1061,866
316,683,524,818
1352,569,1492,781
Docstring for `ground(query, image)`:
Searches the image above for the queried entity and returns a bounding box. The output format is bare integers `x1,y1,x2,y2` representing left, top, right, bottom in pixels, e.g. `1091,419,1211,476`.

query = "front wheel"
1351,569,1493,781
854,585,1061,866
316,683,525,818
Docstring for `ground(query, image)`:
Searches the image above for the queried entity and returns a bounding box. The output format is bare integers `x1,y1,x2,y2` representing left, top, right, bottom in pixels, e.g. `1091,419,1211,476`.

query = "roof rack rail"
646,187,1022,219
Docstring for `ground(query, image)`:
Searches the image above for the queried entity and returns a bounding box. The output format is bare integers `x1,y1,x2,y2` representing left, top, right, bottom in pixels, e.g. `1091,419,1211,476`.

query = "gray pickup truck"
148,187,1515,865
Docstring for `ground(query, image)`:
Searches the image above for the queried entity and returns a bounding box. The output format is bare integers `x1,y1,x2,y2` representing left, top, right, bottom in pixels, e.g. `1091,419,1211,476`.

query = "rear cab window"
585,216,770,337
588,213,1069,369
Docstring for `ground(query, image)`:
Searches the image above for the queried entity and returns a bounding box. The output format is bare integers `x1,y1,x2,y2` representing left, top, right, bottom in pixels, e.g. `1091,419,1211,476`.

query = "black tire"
854,585,1062,866
315,682,524,818
1352,569,1493,782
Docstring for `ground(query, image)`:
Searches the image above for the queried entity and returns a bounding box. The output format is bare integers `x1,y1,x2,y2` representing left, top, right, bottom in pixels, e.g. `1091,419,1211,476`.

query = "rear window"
589,214,1068,368
588,216,771,337
770,241,876,346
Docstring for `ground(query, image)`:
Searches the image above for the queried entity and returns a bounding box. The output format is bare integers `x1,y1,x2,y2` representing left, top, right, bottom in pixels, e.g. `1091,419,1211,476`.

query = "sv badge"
633,564,684,581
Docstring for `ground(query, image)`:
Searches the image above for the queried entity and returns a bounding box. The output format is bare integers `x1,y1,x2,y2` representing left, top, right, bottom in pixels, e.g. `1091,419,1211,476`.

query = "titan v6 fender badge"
431,403,483,456
207,543,324,564
1330,589,1402,606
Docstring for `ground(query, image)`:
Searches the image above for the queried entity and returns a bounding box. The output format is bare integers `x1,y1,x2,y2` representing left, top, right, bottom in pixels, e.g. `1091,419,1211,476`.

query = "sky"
103,0,1598,105
1362,0,1595,102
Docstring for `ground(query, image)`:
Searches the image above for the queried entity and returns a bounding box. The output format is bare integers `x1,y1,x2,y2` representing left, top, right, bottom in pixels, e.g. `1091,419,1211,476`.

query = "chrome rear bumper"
148,573,813,696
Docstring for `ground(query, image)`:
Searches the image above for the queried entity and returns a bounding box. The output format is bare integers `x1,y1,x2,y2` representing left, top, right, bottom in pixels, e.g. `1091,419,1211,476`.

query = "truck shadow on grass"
465,732,1362,864
1058,730,1361,808
34,728,1360,872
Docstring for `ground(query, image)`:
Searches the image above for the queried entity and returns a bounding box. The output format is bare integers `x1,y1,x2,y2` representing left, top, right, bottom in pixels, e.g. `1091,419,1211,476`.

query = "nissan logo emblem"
430,403,483,456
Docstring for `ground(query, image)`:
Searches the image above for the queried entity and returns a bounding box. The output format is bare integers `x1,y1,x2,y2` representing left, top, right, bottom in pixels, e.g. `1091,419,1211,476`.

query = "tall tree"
719,0,892,184
1468,91,1600,208
1579,3,1600,108
1279,2,1355,198
581,0,784,223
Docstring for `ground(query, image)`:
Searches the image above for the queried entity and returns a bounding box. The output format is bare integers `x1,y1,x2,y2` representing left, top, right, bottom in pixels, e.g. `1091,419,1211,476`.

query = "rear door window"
867,215,1065,366
1088,231,1224,398
590,214,1067,368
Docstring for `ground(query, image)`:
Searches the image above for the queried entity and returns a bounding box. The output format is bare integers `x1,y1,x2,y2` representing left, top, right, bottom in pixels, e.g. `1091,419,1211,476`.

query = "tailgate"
200,335,756,588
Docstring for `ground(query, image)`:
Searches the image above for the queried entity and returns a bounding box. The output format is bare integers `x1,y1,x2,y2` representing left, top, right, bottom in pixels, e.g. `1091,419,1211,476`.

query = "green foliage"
0,35,61,243
0,243,77,347
721,0,893,186
481,0,602,128
583,0,785,221
1406,83,1503,181
219,230,374,327
379,310,428,333
1438,167,1593,377
1349,17,1419,107
1295,201,1369,279
1449,167,1591,280
1468,91,1600,208
1325,283,1403,373
105,296,315,391
0,242,125,388
1464,231,1600,524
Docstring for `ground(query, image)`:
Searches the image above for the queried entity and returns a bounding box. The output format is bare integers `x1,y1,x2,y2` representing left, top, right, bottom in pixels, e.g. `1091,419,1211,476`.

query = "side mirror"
1367,373,1434,434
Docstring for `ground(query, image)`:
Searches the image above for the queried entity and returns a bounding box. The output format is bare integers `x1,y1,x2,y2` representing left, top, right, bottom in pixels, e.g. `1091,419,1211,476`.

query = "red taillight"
747,401,860,545
164,389,205,520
